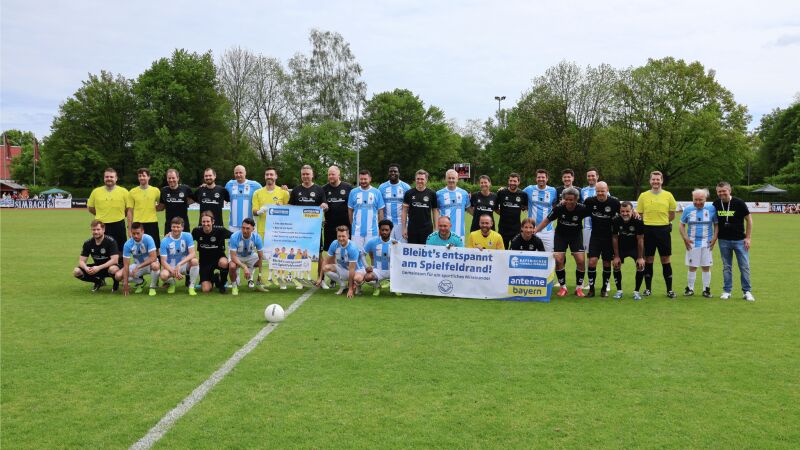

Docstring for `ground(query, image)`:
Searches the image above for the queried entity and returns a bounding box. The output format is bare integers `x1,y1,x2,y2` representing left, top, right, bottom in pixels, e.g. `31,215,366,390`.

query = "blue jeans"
718,239,751,293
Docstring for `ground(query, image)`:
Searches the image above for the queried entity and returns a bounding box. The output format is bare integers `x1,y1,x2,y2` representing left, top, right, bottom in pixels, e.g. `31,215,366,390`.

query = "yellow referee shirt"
128,186,160,223
253,186,290,236
87,185,131,223
636,190,677,226
466,230,505,250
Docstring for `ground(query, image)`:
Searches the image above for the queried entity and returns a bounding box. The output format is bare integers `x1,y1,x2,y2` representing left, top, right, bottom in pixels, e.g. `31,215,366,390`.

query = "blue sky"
2,0,798,139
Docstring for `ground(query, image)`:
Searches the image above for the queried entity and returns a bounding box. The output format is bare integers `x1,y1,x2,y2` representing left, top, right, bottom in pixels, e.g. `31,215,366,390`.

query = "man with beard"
379,163,410,242
159,168,195,234
195,167,229,227
348,170,385,249
495,173,528,249
192,211,232,294
402,170,438,245
73,220,120,292
524,169,558,252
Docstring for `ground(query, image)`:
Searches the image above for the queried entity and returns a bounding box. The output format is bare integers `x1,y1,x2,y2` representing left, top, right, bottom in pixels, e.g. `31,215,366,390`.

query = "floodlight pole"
494,96,506,127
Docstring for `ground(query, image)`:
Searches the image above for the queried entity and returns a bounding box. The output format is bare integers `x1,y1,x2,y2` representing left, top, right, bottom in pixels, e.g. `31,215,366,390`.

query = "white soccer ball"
264,304,285,323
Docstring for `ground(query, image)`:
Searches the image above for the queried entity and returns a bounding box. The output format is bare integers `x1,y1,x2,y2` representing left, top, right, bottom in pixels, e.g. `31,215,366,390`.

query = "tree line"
6,29,798,194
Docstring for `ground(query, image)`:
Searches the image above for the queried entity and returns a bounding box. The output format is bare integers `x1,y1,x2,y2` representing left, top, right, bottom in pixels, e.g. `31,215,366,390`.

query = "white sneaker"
320,280,330,290
743,291,755,302
720,292,731,300
335,286,346,295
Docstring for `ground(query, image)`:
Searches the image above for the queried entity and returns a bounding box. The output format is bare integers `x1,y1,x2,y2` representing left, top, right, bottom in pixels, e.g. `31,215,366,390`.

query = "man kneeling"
73,220,120,292
159,217,199,296
115,222,160,296
316,225,366,298
363,219,399,297
228,218,267,295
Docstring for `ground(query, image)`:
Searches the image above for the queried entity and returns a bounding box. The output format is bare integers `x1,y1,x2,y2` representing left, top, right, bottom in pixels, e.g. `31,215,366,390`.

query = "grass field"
2,209,799,449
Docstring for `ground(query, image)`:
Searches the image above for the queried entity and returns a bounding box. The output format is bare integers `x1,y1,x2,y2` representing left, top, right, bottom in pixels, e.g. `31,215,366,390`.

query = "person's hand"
86,266,97,275
636,258,645,271
315,279,322,287
612,257,621,269
243,268,251,279
122,284,130,297
402,230,408,239
683,238,692,251
744,238,751,251
708,239,717,251
173,268,183,280
347,287,354,299
320,202,329,211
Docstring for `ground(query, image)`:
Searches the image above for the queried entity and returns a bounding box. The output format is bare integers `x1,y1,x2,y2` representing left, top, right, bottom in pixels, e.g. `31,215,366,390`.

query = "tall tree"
307,29,367,123
359,89,460,178
133,49,232,184
757,102,800,179
250,55,290,163
217,46,259,156
277,120,354,186
610,57,750,189
43,71,135,186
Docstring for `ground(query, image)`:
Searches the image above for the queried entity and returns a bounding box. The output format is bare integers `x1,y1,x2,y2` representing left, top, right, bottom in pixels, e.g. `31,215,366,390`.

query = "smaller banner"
13,198,55,208
454,163,471,179
770,202,800,213
71,198,88,208
54,198,72,208
264,205,323,279
390,243,555,302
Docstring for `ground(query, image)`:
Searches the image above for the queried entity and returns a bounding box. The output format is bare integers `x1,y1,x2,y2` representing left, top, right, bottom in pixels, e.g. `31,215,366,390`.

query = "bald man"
582,181,621,297
436,169,470,240
323,165,353,251
225,165,262,233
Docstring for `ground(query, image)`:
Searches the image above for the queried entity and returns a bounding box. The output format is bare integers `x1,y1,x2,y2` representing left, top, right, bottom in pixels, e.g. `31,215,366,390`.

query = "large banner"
390,243,556,302
263,205,323,281
13,198,55,208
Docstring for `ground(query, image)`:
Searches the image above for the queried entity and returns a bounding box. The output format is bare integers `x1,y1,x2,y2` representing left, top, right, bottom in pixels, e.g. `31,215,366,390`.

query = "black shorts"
104,220,127,254
199,262,223,283
407,224,433,245
80,263,112,279
644,225,672,257
554,232,583,253
616,248,639,263
588,235,614,260
142,222,161,251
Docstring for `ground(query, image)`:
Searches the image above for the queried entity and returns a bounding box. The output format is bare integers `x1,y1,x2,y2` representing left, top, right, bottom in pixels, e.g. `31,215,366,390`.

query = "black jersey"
612,216,645,253
547,203,590,235
81,235,119,264
509,233,545,251
495,189,528,233
195,185,229,225
555,185,581,205
323,182,353,226
192,226,232,262
712,197,750,241
289,184,326,206
583,196,621,237
469,192,497,232
160,185,195,227
403,188,437,229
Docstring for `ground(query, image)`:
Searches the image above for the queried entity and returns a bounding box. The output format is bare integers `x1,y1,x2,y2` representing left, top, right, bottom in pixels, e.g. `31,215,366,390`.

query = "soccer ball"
264,304,285,323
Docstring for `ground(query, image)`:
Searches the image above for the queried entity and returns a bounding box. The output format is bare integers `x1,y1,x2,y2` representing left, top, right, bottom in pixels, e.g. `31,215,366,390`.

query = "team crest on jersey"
100,248,106,254
340,189,346,195
310,192,316,197
605,206,611,212
214,193,220,198
516,196,521,202
629,226,634,231
423,196,429,201
573,216,578,221
179,192,185,198
211,237,216,242
489,201,495,206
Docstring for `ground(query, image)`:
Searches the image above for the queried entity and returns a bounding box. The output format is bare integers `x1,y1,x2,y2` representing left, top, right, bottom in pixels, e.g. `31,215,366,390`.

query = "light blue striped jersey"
364,237,392,270
580,185,598,229
436,187,470,239
160,232,194,267
348,187,385,238
327,240,365,271
225,179,262,227
379,180,411,225
229,231,264,257
123,234,157,265
680,204,717,248
523,185,558,232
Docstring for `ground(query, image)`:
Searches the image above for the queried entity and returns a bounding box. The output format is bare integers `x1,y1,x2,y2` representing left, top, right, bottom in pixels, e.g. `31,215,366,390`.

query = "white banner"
390,243,556,302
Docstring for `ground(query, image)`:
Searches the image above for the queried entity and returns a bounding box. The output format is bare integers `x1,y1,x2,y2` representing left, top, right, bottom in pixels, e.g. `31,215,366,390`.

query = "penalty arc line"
130,287,318,450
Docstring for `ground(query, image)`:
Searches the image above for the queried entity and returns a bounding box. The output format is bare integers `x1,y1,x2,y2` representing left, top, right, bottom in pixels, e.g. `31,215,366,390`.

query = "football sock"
189,266,199,286
327,272,341,285
702,271,711,289
663,263,673,291
687,271,697,290
635,269,645,291
644,263,653,290
556,269,566,287
602,269,611,291
587,268,597,287
149,274,158,288
575,270,585,286
219,268,229,285
614,269,622,290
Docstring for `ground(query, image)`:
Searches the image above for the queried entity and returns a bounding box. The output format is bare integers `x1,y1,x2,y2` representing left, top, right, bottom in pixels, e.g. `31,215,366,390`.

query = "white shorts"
335,265,366,281
685,246,713,268
372,268,390,281
537,230,555,253
582,228,592,252
350,235,374,250
233,253,260,269
390,225,406,243
129,263,153,277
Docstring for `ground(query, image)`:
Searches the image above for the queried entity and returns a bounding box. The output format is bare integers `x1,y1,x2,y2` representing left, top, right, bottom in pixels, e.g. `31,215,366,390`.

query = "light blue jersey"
425,232,464,247
364,237,392,271
123,234,157,265
580,185,598,229
348,187,385,238
160,232,194,267
681,204,717,248
523,185,558,232
436,187,470,239
379,180,411,225
225,179,262,228
229,231,264,257
328,240,365,271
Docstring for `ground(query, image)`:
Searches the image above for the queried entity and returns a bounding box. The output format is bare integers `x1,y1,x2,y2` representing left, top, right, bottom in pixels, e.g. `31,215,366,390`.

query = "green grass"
2,210,799,449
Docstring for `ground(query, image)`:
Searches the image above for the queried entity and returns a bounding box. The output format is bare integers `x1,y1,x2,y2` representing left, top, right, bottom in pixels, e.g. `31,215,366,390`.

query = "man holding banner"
466,215,504,250
253,167,289,285
426,216,464,248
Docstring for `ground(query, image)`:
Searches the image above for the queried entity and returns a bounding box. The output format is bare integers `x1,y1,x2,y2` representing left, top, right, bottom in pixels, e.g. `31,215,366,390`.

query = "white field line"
130,288,318,450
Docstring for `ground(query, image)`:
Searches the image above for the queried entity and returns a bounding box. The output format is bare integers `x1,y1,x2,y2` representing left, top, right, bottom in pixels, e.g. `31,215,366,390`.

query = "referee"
635,170,678,298
87,167,130,255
